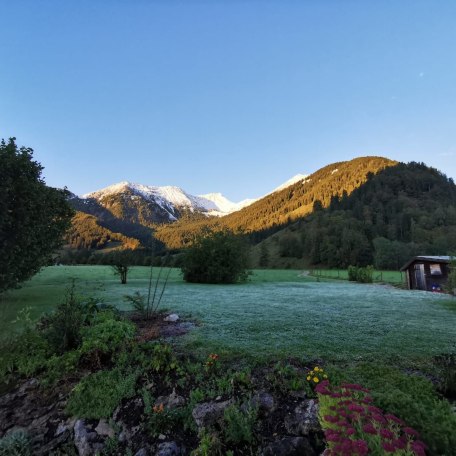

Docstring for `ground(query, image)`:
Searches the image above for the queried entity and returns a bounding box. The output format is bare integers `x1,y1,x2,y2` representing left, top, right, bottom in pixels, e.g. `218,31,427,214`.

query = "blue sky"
1,1,455,201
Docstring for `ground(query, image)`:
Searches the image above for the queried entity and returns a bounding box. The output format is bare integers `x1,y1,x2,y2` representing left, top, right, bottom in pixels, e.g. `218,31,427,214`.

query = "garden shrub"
66,367,138,419
317,380,426,455
80,313,136,357
434,352,456,398
333,363,456,455
42,284,98,354
348,265,373,283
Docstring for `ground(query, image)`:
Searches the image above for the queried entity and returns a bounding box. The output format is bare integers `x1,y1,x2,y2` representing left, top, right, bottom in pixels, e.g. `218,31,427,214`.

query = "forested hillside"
259,162,456,269
155,156,396,248
65,212,141,250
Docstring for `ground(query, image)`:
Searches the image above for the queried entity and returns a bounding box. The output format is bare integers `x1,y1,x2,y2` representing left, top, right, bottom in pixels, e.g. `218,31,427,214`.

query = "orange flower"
153,403,164,413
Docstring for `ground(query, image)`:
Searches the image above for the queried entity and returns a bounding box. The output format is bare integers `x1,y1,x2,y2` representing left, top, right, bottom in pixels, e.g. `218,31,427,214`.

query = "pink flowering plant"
316,380,427,456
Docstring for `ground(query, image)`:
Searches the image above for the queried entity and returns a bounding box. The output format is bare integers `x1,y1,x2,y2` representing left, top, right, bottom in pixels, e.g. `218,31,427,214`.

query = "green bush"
41,284,99,354
223,403,257,445
66,368,138,419
80,313,136,357
181,228,250,284
347,265,373,283
434,352,456,399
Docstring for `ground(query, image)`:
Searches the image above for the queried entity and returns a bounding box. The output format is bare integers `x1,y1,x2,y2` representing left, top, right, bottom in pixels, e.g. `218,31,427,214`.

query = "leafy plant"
0,429,32,456
223,403,257,445
66,368,138,419
42,283,92,354
80,313,136,362
434,352,456,399
267,362,312,396
124,251,172,319
190,429,223,456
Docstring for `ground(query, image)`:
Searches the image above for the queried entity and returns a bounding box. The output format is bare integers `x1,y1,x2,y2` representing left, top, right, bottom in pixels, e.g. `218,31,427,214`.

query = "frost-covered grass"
1,266,454,362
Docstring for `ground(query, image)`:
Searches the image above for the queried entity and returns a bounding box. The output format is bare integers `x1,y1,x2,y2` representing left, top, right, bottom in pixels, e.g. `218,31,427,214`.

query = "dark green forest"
285,162,456,269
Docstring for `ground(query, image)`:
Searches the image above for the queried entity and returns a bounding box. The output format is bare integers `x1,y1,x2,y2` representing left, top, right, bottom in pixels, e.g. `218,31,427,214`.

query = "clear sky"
1,1,455,202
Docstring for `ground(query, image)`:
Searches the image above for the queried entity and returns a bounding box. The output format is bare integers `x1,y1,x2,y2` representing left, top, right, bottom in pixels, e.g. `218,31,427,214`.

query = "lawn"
310,268,405,284
1,266,454,361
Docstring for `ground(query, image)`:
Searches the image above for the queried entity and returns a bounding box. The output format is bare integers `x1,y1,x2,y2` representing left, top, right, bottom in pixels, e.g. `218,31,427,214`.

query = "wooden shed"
400,256,452,291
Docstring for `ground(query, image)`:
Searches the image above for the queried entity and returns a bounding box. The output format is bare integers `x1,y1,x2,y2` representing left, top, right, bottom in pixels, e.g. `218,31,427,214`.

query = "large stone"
155,389,185,410
74,419,97,456
250,392,275,414
261,437,315,456
164,314,179,322
156,441,180,456
135,449,148,456
284,399,320,436
95,419,115,438
192,399,233,429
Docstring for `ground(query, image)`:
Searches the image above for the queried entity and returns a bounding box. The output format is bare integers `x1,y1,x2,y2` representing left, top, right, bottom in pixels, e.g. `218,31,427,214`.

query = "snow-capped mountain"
83,181,253,219
80,173,308,223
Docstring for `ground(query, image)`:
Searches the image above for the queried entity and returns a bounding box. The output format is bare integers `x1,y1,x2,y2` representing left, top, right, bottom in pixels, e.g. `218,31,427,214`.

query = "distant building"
400,256,452,291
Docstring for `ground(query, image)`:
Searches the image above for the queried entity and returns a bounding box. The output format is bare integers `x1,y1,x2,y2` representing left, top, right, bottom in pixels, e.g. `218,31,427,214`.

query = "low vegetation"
0,296,455,454
1,269,455,454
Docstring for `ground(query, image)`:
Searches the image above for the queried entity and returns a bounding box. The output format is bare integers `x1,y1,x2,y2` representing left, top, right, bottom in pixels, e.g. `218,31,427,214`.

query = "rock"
55,423,69,437
135,449,148,456
156,441,180,456
18,378,39,394
192,399,233,429
95,419,115,438
261,437,315,456
164,314,179,322
74,419,97,456
250,392,275,414
289,390,307,399
34,430,71,456
155,389,185,410
284,399,320,436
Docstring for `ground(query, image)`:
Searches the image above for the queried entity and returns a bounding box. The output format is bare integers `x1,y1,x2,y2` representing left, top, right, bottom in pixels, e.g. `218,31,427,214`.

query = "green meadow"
1,266,454,362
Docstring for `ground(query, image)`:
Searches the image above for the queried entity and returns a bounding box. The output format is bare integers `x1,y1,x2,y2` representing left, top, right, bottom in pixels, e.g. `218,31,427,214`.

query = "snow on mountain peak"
81,172,308,220
273,174,309,193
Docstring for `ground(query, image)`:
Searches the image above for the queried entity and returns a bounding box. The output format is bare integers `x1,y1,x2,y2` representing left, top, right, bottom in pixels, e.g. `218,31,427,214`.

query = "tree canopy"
181,228,250,284
0,138,74,292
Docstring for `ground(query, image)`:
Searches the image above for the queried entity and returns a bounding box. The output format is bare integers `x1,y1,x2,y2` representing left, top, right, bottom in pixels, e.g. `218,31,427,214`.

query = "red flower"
362,423,377,435
352,439,369,456
409,441,426,456
371,413,387,425
382,442,396,453
380,428,394,440
393,438,406,450
324,415,339,424
385,414,404,426
367,405,382,414
348,404,364,413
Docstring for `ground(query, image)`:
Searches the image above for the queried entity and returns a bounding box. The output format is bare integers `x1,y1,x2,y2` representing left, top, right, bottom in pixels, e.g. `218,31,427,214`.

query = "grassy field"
309,268,405,284
2,266,455,362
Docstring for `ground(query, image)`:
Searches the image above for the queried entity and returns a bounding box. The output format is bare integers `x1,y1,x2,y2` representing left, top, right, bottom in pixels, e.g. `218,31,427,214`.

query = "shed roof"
400,256,453,271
